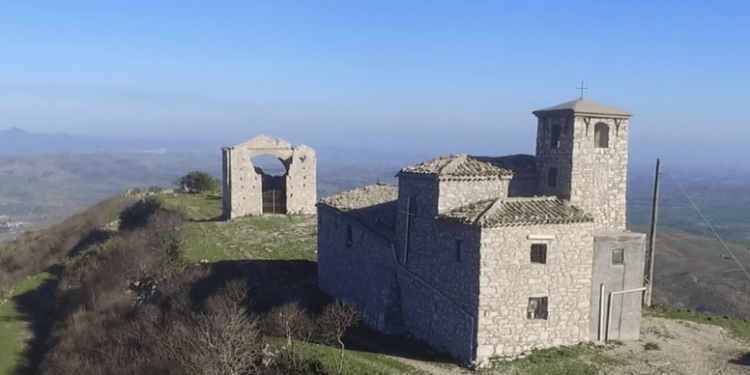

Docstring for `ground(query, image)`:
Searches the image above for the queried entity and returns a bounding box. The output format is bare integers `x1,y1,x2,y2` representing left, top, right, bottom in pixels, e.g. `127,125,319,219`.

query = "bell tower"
532,98,632,231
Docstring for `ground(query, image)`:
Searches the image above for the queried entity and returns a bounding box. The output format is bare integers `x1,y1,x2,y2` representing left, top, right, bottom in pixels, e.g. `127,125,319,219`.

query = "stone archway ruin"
222,135,316,219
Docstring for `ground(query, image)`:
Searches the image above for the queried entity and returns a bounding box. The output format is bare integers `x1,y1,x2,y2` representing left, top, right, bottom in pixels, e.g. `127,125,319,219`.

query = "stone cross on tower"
577,81,588,98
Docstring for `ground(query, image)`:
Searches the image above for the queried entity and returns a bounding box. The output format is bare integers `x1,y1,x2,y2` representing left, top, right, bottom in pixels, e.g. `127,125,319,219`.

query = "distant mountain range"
0,127,224,155
0,127,431,167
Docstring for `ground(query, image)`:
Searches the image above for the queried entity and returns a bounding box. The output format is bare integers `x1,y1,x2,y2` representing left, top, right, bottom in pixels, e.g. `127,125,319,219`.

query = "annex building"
316,98,646,364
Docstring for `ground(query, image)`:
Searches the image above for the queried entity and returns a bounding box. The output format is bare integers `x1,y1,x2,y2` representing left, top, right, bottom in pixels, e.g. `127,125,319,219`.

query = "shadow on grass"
193,215,225,223
12,265,68,375
193,260,456,364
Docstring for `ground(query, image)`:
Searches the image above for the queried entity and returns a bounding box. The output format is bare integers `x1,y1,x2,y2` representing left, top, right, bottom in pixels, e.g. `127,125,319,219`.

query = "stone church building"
316,98,646,364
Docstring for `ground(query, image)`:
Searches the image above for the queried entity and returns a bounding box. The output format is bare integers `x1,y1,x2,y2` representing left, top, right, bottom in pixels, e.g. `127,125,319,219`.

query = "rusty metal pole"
644,159,661,307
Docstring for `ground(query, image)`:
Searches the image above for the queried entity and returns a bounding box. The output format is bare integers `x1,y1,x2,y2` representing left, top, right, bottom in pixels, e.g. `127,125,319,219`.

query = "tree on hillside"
179,171,218,193
317,301,359,374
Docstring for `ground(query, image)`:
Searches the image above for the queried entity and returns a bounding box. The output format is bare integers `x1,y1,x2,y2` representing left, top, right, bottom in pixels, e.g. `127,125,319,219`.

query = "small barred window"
527,297,548,320
531,244,547,264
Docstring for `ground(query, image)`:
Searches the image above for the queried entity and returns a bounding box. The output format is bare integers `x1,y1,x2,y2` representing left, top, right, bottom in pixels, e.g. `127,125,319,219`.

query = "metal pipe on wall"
606,287,647,342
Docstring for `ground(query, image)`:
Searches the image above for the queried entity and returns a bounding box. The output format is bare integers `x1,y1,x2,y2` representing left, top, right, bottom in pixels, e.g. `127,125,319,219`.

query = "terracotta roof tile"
472,154,537,174
441,196,592,227
318,184,398,240
318,184,398,211
399,154,513,179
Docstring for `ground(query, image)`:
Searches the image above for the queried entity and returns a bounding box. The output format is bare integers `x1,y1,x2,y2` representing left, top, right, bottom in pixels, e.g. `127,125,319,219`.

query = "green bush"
179,171,218,194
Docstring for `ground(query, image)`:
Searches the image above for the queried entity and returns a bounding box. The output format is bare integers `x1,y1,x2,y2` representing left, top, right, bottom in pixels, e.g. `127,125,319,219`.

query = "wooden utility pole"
644,159,661,307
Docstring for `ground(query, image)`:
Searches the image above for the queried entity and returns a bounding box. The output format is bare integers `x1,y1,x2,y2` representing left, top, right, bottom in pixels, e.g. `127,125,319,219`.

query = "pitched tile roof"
533,98,632,118
318,184,398,211
399,154,513,180
441,196,593,227
472,154,537,174
318,184,398,240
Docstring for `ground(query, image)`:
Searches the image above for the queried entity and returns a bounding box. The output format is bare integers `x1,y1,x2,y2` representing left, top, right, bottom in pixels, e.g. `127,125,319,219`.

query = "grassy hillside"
2,193,750,375
0,194,426,375
153,194,317,263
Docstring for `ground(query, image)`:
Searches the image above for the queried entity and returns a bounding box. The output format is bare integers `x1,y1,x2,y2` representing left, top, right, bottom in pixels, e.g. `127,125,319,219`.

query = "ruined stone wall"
569,117,629,230
222,146,263,218
286,145,317,214
316,206,402,333
475,222,595,360
437,179,510,212
222,136,316,218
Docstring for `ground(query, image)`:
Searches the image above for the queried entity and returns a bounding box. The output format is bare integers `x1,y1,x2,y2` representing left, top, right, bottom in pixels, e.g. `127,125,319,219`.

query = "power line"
669,173,750,282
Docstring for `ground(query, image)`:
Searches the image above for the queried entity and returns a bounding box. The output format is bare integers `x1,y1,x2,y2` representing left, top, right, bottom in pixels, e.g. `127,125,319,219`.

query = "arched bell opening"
251,154,289,214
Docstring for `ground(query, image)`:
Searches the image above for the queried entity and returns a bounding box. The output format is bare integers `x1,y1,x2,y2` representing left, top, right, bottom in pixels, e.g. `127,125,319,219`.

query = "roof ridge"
439,154,468,175
503,196,560,202
475,198,503,226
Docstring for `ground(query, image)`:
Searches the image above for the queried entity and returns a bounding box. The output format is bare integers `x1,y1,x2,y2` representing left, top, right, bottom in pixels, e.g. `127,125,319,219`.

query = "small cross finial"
577,81,588,99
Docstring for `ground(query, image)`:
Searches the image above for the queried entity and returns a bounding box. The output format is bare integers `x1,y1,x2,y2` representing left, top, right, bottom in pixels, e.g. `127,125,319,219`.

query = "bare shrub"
264,349,333,375
316,301,360,374
265,303,317,346
40,277,265,375
158,280,265,375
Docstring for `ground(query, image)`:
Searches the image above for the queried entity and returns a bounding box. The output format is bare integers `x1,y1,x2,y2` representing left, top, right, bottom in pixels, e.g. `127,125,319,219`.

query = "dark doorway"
262,189,286,214
252,155,288,214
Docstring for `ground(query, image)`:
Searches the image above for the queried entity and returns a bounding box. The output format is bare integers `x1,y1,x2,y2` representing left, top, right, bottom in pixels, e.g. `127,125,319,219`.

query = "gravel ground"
606,316,749,375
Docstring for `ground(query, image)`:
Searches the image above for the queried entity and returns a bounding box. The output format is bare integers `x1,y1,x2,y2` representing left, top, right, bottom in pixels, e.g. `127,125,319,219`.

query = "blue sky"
1,0,748,167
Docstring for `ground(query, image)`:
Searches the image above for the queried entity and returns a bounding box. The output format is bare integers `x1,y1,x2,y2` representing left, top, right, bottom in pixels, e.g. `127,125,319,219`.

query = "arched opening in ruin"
251,154,289,214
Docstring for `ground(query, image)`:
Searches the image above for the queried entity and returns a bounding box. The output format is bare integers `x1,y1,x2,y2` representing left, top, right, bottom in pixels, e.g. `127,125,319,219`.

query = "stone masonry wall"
398,271,477,363
535,115,629,231
395,175,484,362
286,145,317,214
316,206,402,333
507,173,539,197
535,115,574,201
222,136,316,219
569,117,628,230
437,178,510,212
223,146,263,218
396,216,482,363
475,222,595,360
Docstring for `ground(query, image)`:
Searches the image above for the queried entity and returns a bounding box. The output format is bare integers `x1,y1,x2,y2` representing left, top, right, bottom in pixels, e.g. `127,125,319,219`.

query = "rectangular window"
455,239,463,262
550,125,561,149
345,225,353,248
547,168,558,188
530,243,547,264
527,297,548,320
612,248,624,265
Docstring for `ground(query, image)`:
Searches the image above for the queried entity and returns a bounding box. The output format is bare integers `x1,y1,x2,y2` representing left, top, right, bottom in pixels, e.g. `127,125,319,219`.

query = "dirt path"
381,316,749,374
607,316,749,375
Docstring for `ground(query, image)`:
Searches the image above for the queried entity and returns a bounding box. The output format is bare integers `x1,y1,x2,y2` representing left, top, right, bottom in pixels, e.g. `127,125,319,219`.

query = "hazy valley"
2,127,750,319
